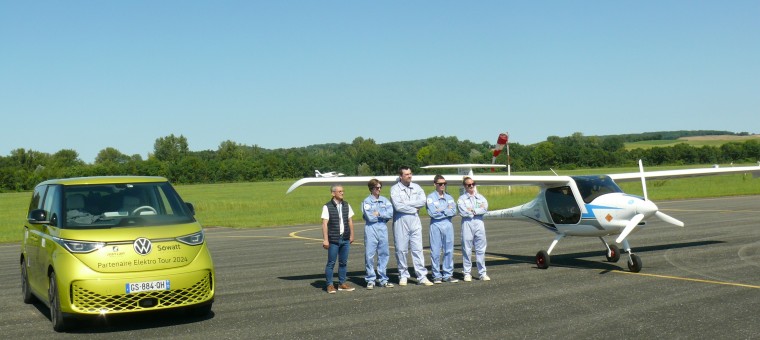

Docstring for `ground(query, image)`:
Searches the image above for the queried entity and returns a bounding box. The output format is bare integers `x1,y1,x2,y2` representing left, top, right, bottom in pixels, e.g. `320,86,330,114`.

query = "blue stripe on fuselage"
581,204,621,219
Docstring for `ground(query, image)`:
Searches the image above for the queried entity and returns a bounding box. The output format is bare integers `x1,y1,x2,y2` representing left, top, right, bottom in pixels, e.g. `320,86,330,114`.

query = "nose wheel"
619,239,643,272
627,253,642,272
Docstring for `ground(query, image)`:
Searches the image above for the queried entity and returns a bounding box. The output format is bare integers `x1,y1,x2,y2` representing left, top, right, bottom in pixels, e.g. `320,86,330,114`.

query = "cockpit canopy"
572,175,624,203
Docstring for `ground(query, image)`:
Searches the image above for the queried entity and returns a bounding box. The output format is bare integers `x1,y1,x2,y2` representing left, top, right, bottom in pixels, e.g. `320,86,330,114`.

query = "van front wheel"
21,261,34,304
49,272,70,332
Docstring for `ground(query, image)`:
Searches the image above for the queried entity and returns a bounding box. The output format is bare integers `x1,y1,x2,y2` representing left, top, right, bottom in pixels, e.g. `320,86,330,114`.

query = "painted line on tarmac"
289,227,321,241
288,227,508,260
209,235,294,239
614,271,760,289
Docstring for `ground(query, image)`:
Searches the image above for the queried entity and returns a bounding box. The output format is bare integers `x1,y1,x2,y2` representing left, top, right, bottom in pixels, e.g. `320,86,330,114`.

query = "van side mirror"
186,202,196,216
27,209,50,224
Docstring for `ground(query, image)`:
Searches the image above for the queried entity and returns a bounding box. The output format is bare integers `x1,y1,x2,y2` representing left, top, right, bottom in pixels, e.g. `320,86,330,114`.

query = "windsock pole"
506,132,511,192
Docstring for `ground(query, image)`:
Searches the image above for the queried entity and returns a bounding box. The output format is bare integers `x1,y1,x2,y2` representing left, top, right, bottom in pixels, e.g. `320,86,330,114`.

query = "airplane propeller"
655,211,684,226
615,160,684,244
616,214,645,244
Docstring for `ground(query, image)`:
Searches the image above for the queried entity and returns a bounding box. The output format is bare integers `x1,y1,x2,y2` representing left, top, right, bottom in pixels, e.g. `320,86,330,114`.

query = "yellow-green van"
20,176,215,332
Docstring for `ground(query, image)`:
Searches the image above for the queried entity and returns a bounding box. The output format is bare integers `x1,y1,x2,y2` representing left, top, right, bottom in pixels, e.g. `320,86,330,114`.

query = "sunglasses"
374,186,382,189
465,183,476,188
435,182,447,186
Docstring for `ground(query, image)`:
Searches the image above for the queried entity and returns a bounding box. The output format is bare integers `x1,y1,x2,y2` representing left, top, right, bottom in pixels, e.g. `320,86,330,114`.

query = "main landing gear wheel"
536,250,550,269
627,254,642,273
605,244,621,263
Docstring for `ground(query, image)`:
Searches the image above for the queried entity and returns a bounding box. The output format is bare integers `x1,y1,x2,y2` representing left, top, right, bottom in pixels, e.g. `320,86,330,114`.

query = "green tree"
95,147,131,164
720,142,744,162
531,142,557,170
50,149,84,168
357,163,372,176
153,134,189,163
10,148,48,171
218,140,246,161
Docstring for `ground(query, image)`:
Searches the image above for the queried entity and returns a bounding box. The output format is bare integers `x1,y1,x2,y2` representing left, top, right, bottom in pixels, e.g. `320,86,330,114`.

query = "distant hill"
595,130,749,143
623,134,760,150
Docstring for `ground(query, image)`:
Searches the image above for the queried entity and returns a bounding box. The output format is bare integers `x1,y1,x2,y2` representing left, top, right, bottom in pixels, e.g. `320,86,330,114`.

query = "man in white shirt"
322,185,356,293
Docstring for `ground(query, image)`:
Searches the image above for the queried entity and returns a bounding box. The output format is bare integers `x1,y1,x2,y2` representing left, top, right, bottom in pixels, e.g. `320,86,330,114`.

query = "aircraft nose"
637,199,658,217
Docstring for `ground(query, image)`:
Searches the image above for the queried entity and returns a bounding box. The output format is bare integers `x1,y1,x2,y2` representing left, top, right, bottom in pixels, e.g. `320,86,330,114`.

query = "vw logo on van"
133,237,152,255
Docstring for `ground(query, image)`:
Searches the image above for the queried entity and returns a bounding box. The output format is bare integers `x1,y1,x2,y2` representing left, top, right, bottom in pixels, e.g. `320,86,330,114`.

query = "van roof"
37,176,168,186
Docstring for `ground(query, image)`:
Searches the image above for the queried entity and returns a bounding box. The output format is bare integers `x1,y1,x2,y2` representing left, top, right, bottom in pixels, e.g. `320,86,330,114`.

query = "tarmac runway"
1,195,759,339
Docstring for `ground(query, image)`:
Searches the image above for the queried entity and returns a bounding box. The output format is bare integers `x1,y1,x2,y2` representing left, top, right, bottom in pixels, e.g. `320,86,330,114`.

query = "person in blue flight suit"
361,179,395,289
390,166,434,286
457,176,490,282
426,175,459,284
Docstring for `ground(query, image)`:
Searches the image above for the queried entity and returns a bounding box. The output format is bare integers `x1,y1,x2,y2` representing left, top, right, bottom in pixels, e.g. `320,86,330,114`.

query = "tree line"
1,132,758,192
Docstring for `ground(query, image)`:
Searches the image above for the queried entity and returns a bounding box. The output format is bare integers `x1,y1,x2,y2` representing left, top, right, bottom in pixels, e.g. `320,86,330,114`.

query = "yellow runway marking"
209,235,294,239
288,227,322,241
614,271,760,289
287,227,509,260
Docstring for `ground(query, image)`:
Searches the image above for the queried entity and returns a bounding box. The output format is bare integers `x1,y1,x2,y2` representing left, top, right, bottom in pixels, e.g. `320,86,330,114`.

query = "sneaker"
338,283,355,291
379,281,394,288
433,278,442,284
418,277,434,286
464,274,472,282
480,274,491,281
366,282,374,290
399,277,407,286
327,285,337,294
443,277,459,283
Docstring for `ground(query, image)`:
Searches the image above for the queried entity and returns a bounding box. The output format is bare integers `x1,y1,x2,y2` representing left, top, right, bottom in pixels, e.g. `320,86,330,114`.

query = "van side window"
42,185,62,227
28,185,47,213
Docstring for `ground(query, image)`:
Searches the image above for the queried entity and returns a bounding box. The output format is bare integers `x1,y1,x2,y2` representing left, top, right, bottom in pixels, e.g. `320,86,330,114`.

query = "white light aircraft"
288,162,760,272
314,170,345,178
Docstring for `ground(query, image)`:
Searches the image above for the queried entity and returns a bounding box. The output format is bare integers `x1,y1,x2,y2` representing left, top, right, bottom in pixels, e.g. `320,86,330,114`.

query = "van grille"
71,273,212,313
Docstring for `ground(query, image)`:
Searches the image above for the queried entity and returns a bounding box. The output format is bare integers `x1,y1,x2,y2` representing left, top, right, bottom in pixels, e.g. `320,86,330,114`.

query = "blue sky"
2,1,758,163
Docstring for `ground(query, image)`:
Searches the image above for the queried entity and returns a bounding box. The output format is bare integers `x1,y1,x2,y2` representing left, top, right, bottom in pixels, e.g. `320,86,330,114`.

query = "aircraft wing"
471,175,587,214
468,175,574,187
288,164,760,193
286,173,577,194
422,164,506,170
287,176,402,193
286,173,585,212
609,165,760,182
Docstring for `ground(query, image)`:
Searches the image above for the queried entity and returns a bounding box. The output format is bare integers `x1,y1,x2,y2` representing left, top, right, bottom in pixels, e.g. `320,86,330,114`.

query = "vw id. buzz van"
20,176,215,331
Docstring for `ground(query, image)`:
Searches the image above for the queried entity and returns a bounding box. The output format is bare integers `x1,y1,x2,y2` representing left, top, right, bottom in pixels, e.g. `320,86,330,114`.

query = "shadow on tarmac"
285,240,724,291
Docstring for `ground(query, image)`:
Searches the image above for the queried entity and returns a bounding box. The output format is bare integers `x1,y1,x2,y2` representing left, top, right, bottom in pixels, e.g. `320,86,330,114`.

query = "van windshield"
62,182,195,229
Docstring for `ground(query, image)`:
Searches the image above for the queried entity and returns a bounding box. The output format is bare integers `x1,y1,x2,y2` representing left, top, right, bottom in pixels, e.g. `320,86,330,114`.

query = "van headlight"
176,231,204,246
55,238,105,254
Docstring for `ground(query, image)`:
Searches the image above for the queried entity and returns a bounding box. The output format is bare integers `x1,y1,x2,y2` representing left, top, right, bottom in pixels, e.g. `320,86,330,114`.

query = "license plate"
126,280,170,294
